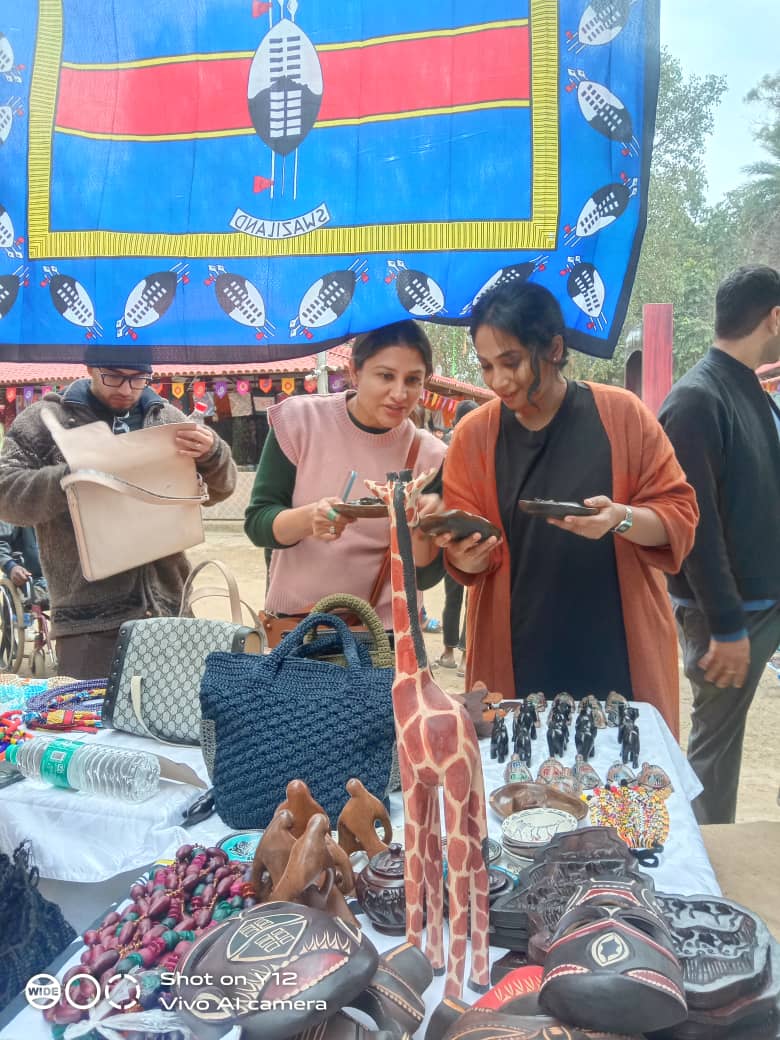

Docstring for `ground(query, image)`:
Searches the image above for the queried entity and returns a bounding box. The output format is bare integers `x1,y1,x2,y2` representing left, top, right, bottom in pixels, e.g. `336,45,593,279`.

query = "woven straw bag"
306,593,394,668
200,612,396,828
306,594,400,792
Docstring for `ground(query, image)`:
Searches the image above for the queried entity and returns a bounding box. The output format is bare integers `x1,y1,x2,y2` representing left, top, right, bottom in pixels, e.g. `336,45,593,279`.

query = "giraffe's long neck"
390,480,427,677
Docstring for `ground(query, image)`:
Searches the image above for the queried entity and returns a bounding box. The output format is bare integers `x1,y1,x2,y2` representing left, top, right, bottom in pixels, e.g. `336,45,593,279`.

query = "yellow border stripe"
62,51,254,71
319,19,528,50
530,0,559,245
27,0,60,248
54,99,531,142
55,127,255,142
59,20,529,71
28,1,558,260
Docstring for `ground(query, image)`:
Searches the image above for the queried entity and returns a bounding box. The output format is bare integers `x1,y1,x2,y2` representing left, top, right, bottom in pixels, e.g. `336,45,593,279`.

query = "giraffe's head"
366,468,437,527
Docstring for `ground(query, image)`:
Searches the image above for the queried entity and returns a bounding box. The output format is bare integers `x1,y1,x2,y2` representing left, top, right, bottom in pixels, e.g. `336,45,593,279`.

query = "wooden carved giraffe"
366,469,490,997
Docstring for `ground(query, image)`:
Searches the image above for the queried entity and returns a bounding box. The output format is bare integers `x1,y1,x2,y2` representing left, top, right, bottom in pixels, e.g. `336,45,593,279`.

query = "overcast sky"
660,1,779,204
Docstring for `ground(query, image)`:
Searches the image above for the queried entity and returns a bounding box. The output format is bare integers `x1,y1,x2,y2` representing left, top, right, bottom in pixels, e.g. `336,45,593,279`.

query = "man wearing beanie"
0,346,237,678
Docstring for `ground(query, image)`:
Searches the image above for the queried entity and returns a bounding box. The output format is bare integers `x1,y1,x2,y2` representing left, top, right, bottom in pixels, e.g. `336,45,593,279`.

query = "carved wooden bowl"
490,782,588,822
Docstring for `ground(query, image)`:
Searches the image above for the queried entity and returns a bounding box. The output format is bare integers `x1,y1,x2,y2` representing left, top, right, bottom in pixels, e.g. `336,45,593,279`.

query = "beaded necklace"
44,843,257,1029
26,679,107,712
23,680,106,733
587,784,670,850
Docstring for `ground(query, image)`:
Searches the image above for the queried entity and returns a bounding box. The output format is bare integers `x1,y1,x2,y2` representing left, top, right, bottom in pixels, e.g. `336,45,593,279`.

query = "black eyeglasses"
99,370,151,390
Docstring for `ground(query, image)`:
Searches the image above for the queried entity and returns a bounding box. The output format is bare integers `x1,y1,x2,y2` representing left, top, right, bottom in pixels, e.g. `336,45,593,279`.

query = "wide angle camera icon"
24,971,141,1012
24,974,61,1011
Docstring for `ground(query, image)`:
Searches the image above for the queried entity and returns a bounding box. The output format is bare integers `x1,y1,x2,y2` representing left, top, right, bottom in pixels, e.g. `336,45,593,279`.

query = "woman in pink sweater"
244,321,446,628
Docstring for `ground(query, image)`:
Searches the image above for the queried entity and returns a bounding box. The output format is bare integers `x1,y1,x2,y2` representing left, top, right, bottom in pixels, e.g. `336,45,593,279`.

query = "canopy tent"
0,0,659,364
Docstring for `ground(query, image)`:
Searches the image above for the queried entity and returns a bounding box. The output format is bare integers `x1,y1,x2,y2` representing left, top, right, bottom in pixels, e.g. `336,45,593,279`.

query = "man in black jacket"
658,265,780,824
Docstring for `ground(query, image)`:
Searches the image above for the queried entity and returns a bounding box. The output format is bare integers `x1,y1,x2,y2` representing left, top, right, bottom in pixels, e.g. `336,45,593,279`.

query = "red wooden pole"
642,303,673,414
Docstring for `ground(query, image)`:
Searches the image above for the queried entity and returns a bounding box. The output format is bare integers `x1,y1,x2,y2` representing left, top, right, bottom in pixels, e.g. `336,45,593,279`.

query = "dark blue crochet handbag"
200,612,396,829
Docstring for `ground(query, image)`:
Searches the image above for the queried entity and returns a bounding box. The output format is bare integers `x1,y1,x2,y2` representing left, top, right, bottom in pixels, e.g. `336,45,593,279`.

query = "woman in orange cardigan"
441,283,698,736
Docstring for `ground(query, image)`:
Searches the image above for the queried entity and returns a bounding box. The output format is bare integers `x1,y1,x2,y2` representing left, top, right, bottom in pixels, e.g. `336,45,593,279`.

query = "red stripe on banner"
55,27,529,137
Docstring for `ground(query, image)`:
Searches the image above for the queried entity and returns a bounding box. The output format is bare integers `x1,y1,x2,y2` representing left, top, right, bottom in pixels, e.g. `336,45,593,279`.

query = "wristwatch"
612,505,633,534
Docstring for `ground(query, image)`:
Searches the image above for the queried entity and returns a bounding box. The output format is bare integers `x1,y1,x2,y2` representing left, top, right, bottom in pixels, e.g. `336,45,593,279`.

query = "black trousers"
676,602,780,825
442,571,466,651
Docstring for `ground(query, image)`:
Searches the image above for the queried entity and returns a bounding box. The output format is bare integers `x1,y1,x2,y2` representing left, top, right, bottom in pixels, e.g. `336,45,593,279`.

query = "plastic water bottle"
5,738,160,802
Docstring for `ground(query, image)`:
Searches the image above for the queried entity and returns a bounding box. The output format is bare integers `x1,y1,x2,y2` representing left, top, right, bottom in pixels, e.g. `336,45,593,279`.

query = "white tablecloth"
0,729,209,883
0,702,720,1039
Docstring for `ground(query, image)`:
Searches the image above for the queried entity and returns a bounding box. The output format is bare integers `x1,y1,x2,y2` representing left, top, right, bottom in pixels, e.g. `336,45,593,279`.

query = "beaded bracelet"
22,708,102,733
0,711,33,759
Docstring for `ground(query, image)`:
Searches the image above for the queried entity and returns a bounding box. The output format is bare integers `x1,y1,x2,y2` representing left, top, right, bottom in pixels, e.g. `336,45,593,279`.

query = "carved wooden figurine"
337,777,393,858
547,710,568,758
272,813,358,927
576,718,597,761
510,705,522,745
491,713,509,764
454,680,502,740
621,719,641,769
519,698,538,739
251,808,297,901
366,470,490,997
277,779,329,837
251,810,357,926
618,704,639,745
514,722,533,767
575,709,597,760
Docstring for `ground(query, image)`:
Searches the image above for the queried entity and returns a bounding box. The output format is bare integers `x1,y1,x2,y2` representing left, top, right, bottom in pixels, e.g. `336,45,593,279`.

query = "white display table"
0,702,719,1038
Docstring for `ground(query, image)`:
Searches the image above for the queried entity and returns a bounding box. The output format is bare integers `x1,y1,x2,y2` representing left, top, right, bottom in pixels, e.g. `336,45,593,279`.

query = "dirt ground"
190,521,780,824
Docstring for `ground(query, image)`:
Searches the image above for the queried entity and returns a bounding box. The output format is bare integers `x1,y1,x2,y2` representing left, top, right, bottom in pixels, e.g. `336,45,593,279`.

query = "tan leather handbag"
42,407,207,581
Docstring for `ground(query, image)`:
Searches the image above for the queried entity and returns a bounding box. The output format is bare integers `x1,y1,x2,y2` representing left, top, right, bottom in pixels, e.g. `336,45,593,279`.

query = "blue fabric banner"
0,0,659,362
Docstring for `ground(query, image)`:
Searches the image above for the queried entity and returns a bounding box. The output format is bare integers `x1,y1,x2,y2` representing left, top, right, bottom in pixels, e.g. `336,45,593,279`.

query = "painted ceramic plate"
518,499,599,518
501,808,579,848
486,838,503,864
499,850,536,877
217,831,264,862
333,498,388,519
418,510,501,541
